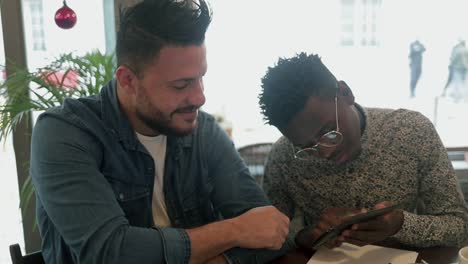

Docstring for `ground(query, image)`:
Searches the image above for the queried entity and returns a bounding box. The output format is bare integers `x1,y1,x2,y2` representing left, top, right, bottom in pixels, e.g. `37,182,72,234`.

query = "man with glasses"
258,53,468,251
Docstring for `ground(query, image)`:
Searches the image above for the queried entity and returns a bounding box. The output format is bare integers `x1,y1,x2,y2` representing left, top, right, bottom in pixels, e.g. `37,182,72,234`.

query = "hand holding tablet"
311,203,400,250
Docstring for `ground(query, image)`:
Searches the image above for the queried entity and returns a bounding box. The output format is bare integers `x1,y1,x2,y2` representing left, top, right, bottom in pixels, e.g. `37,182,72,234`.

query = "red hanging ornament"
55,0,77,29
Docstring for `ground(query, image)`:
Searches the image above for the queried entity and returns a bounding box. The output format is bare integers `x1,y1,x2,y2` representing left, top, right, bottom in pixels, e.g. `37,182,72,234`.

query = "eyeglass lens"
320,132,342,146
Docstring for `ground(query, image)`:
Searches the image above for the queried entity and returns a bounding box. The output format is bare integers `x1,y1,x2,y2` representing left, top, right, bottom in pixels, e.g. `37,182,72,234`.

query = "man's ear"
337,80,355,105
116,65,139,95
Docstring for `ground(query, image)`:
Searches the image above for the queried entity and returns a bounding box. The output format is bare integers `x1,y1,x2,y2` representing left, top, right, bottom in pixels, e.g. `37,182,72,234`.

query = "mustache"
174,105,199,113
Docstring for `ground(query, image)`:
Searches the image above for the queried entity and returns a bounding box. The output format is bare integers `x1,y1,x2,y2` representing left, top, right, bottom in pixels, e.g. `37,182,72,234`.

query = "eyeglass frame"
292,95,343,160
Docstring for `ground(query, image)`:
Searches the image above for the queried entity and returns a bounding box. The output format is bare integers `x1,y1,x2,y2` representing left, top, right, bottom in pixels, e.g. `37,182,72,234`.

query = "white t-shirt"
136,132,171,227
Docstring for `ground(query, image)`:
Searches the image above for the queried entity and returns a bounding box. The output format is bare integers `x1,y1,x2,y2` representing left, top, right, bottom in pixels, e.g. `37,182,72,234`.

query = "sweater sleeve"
392,113,468,247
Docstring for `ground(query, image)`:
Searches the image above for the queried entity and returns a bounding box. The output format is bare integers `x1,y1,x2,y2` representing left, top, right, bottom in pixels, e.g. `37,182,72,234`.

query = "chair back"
10,244,45,264
447,147,468,203
238,143,273,188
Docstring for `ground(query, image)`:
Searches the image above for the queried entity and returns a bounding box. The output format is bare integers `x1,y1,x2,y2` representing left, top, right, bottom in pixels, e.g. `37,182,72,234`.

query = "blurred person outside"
408,40,425,98
443,39,468,102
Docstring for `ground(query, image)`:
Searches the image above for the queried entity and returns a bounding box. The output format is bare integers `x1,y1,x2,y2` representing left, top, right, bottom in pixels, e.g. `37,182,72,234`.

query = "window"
25,0,46,51
340,0,355,46
340,0,382,47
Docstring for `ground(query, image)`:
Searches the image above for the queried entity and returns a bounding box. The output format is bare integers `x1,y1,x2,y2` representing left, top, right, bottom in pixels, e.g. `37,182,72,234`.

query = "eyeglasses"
293,96,343,160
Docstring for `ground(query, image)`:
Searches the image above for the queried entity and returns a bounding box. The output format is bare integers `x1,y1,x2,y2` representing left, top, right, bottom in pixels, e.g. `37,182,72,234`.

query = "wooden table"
271,245,459,264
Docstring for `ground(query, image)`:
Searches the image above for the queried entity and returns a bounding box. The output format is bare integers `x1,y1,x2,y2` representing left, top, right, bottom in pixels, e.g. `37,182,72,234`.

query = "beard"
134,83,200,136
135,93,197,137
135,108,196,137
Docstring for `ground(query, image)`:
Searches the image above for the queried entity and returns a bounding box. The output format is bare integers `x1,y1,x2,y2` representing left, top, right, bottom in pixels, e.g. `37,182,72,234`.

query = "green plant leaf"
1,50,116,227
0,50,116,143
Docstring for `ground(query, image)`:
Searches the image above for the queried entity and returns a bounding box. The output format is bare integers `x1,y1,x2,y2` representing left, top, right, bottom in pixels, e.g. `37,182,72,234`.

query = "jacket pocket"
181,197,216,228
107,178,152,227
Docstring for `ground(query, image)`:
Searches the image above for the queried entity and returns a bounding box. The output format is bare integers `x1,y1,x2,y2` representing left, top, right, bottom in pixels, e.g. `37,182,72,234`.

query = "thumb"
374,201,392,209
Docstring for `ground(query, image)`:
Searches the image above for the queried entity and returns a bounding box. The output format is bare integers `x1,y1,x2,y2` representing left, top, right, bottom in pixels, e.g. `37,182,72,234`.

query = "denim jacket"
30,80,288,264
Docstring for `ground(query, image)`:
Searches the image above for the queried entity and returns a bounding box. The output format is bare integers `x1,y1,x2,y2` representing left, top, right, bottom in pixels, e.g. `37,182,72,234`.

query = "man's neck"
354,103,366,136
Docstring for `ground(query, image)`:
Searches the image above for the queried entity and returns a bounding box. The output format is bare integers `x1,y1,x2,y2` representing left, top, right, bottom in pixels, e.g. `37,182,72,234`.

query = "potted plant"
0,50,116,215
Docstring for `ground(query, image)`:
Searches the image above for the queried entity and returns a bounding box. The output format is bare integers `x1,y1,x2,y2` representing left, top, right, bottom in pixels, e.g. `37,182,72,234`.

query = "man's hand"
231,206,290,250
341,201,404,246
295,207,363,250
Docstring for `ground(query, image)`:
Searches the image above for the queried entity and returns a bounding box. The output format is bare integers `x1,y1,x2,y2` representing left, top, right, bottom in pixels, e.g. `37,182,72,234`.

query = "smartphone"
311,204,400,250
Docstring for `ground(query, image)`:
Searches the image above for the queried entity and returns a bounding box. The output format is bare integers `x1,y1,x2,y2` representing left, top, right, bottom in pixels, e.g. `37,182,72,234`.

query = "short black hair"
116,0,212,76
259,53,338,130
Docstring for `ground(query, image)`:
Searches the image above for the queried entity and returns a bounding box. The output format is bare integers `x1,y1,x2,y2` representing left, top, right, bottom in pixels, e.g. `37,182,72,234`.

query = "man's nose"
319,147,336,159
190,79,206,107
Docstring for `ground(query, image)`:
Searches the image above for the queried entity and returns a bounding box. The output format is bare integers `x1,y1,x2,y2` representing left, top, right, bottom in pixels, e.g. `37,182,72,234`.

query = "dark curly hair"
116,0,212,76
259,53,338,130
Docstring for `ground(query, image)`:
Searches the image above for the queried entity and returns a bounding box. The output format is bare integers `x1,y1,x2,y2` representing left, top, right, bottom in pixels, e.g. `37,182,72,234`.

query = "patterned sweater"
265,106,468,247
